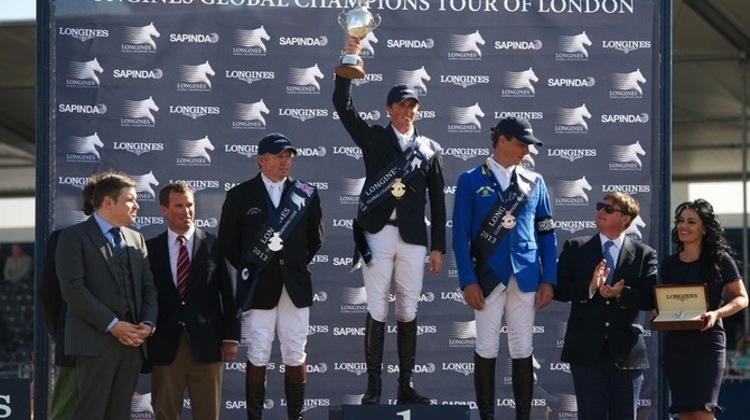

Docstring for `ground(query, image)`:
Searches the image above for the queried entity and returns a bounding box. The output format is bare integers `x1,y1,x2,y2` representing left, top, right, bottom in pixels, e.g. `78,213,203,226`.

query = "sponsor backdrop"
45,1,665,419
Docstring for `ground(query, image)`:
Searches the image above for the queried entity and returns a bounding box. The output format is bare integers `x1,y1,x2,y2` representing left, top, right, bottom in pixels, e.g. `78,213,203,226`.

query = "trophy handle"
337,11,348,30
371,14,382,30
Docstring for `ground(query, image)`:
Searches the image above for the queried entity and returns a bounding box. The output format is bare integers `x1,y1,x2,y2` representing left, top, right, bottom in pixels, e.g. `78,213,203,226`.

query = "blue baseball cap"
386,84,420,106
491,117,543,146
258,133,297,155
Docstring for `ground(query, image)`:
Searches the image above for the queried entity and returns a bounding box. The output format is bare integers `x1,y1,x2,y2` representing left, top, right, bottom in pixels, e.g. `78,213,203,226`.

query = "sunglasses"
596,202,627,215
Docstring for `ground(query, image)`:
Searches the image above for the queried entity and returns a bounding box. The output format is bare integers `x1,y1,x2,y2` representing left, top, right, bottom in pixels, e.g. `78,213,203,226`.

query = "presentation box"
650,284,708,330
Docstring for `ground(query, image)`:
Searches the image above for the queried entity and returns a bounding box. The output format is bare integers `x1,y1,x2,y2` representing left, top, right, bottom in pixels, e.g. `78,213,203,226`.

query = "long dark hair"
671,199,741,283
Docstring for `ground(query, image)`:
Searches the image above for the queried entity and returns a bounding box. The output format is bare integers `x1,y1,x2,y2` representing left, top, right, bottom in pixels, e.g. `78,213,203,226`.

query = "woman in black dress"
660,199,748,419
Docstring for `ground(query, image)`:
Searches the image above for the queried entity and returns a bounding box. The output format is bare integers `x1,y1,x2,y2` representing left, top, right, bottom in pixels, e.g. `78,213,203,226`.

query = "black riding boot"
245,361,267,420
361,313,385,405
396,319,430,405
512,356,534,420
474,353,496,420
284,363,306,420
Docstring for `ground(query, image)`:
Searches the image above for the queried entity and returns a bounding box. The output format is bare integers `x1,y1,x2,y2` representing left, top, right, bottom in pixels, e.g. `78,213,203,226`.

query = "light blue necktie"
603,240,615,285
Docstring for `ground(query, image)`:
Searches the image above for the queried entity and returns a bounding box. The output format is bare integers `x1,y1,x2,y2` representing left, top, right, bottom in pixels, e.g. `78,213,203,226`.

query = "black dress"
659,253,741,413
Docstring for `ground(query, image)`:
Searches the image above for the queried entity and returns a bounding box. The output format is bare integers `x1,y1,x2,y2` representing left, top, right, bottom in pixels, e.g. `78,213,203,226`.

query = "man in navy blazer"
554,192,657,420
219,133,323,420
56,171,157,420
146,181,240,419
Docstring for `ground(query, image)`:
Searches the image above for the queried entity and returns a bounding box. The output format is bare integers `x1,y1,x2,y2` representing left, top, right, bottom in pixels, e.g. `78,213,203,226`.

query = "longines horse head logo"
559,31,592,57
178,136,215,162
450,30,485,56
124,22,160,49
179,61,215,87
343,286,368,305
396,66,431,94
361,31,378,56
522,144,539,169
69,58,103,84
122,96,159,123
505,68,539,93
131,392,154,415
612,141,646,166
611,69,646,95
290,192,307,210
451,103,485,128
451,320,477,339
69,132,104,158
624,215,646,238
236,26,270,52
557,176,593,201
290,64,324,90
235,100,270,125
132,171,160,198
558,104,592,130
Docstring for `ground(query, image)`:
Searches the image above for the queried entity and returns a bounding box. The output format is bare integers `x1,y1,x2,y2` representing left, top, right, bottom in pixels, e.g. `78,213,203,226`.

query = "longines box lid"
650,284,708,331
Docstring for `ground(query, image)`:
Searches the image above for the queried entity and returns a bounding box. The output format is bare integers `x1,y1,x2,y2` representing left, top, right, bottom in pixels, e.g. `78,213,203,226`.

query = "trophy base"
336,55,366,79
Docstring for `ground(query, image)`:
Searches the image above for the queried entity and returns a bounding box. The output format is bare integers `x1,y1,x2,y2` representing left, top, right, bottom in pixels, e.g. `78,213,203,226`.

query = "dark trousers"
570,346,643,420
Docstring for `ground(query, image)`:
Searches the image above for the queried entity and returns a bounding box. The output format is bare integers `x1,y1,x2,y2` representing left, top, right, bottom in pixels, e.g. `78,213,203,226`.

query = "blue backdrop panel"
46,1,665,419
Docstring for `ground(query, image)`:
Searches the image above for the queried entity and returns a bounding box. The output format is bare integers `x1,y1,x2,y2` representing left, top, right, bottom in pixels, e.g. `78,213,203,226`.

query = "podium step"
329,404,471,420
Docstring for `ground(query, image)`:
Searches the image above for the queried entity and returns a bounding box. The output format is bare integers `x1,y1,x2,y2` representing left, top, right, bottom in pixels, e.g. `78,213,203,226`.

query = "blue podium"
329,404,471,420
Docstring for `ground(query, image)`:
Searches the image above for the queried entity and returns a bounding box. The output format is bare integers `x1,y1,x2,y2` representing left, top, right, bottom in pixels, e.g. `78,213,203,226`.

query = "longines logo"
340,178,364,205
67,133,103,163
113,141,165,156
170,32,219,43
547,77,595,88
133,172,159,200
308,181,328,191
557,31,591,61
340,287,367,313
449,320,476,348
333,146,363,160
233,100,269,129
332,219,353,229
224,144,257,158
57,176,89,189
601,113,649,124
555,176,592,206
555,104,591,134
494,111,543,120
441,289,465,303
554,220,597,234
131,216,164,230
395,67,430,94
602,184,650,194
442,362,474,376
122,23,160,53
225,69,275,84
333,362,367,375
66,58,103,87
449,103,484,133
495,39,542,50
358,32,378,58
113,68,163,80
177,136,214,166
448,31,484,60
278,108,328,122
234,26,269,56
547,148,596,162
440,74,490,88
279,35,328,47
333,110,381,121
168,179,220,192
169,105,221,120
602,40,651,53
58,27,109,42
610,141,646,170
121,97,158,127
178,61,215,92
308,325,329,335
549,362,571,373
502,68,538,97
287,64,324,94
610,69,646,98
443,147,490,161
351,72,383,86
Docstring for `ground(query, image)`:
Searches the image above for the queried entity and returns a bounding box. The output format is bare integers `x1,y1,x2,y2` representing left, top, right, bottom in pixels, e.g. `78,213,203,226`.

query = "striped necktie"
110,227,125,257
176,235,190,297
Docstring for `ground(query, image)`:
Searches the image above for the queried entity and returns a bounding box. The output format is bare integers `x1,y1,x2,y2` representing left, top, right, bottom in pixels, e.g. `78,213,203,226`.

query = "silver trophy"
336,0,381,79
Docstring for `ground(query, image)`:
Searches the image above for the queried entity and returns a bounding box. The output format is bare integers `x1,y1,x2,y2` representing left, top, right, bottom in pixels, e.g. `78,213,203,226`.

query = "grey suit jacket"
57,217,158,357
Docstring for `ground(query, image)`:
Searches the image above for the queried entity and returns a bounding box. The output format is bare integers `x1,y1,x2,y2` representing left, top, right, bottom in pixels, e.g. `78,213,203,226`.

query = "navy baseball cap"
386,84,420,106
491,117,543,146
258,133,297,155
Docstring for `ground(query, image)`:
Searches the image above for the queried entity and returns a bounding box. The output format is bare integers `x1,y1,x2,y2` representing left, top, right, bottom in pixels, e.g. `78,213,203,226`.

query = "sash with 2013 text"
236,179,317,313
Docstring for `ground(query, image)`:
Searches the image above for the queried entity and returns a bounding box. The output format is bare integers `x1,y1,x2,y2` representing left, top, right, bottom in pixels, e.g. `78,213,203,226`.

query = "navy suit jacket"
146,228,240,365
554,234,657,369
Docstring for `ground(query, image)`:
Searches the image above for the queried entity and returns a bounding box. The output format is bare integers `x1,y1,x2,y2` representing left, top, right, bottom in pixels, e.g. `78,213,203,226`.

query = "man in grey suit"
57,171,158,420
